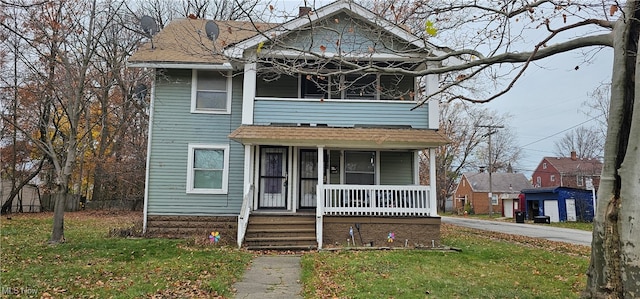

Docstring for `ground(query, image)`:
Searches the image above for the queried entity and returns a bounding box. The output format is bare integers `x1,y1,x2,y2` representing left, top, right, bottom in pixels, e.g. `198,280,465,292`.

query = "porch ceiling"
228,125,449,149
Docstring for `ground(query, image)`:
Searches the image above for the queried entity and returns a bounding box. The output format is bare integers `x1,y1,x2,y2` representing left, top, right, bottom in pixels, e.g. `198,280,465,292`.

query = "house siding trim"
142,71,157,233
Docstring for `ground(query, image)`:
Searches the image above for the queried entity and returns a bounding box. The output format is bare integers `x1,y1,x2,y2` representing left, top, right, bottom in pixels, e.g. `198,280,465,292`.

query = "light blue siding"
147,69,244,216
279,12,417,54
254,99,429,128
380,151,414,185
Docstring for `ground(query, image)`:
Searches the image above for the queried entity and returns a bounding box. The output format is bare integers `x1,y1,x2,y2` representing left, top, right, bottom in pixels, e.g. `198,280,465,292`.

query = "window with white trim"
186,144,229,194
191,70,231,114
550,175,555,182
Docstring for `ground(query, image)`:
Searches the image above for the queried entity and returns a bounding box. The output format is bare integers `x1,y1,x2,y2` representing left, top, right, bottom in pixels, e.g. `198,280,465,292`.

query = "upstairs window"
550,175,555,182
191,70,231,114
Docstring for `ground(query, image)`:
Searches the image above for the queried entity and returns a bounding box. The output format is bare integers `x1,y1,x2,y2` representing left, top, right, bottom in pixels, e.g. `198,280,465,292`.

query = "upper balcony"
252,72,432,129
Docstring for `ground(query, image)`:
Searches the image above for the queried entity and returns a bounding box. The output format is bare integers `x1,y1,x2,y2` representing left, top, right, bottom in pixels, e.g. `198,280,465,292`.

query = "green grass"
301,224,589,298
2,212,591,298
0,212,252,298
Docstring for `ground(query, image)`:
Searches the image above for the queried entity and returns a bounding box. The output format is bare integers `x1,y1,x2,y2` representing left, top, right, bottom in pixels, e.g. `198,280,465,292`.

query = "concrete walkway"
233,255,303,299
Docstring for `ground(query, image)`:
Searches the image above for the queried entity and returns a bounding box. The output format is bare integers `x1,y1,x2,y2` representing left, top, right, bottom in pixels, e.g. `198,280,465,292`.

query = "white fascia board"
225,0,446,59
127,62,233,70
258,49,425,61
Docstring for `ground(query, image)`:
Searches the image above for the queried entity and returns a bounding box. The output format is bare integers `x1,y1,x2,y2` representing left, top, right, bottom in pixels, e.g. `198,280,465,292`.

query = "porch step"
246,245,318,251
243,215,317,250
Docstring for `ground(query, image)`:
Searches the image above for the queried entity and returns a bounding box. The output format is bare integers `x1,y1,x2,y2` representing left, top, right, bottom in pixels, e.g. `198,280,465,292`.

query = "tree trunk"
49,192,66,243
585,2,639,297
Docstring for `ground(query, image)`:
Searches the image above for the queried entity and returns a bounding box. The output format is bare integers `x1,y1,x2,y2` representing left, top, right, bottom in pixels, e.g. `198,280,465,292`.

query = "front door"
259,147,288,209
299,149,318,209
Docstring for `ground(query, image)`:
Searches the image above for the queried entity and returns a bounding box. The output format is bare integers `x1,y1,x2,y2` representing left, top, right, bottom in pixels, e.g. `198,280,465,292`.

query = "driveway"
441,216,593,247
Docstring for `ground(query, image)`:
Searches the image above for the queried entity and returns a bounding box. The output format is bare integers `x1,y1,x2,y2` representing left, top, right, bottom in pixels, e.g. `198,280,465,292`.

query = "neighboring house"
128,1,450,249
1,181,41,213
531,151,602,191
453,172,532,216
521,187,594,222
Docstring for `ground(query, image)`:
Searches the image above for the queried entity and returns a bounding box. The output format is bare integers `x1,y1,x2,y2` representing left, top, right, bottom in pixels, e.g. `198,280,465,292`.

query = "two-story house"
531,151,602,191
453,172,532,216
128,0,449,249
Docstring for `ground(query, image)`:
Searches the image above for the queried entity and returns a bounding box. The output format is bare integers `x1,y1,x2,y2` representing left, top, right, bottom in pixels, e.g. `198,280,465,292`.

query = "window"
344,151,375,185
543,163,547,169
577,175,583,186
550,175,555,182
186,144,229,194
536,176,541,187
191,70,231,114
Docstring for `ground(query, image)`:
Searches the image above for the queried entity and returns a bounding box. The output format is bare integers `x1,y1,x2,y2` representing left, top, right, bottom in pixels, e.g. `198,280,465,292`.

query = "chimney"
299,6,312,17
570,150,577,161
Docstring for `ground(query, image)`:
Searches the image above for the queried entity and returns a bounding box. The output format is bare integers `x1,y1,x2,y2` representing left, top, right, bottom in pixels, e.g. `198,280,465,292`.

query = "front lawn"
0,212,252,298
2,212,590,298
301,224,590,298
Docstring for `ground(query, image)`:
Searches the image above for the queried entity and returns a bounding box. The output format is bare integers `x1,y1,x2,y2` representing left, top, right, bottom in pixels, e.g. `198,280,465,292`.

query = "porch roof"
228,125,449,149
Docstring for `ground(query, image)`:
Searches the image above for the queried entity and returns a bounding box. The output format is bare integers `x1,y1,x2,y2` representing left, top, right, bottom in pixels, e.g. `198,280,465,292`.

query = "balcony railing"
318,184,434,217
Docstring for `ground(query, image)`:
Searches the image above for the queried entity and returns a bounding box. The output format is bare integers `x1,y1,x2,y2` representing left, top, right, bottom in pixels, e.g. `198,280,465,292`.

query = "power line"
520,114,602,148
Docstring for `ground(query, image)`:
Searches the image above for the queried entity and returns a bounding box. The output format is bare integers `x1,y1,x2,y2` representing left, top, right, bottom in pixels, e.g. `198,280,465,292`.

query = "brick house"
531,151,602,191
453,172,532,216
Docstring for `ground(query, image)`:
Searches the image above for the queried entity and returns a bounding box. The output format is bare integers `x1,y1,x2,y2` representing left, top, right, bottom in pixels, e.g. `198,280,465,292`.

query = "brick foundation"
322,216,441,248
146,215,237,246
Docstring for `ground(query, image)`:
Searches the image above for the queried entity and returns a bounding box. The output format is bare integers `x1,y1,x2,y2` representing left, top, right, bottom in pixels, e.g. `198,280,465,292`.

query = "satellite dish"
140,15,159,37
205,20,219,41
133,84,148,101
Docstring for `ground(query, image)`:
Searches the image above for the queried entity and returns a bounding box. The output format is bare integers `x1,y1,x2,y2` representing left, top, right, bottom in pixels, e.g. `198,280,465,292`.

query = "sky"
272,0,614,178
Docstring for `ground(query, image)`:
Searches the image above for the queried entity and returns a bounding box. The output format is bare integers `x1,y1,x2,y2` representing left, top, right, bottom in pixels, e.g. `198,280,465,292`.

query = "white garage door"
543,200,560,223
565,199,577,222
503,199,514,218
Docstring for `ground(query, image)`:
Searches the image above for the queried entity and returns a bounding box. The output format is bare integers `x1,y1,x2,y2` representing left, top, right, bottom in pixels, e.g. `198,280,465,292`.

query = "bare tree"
583,83,610,142
228,1,638,296
553,126,604,158
421,102,519,212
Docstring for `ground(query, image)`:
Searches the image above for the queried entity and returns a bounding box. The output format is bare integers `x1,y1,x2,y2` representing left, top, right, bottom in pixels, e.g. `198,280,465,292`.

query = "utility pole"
476,124,504,217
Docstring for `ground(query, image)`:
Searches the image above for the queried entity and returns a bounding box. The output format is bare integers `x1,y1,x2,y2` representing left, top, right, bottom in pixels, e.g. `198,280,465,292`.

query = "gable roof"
462,172,533,193
129,0,448,68
225,0,443,58
542,157,602,175
128,19,273,68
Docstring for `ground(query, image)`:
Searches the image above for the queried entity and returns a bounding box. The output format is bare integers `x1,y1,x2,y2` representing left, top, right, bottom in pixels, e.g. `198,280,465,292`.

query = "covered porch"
230,125,448,248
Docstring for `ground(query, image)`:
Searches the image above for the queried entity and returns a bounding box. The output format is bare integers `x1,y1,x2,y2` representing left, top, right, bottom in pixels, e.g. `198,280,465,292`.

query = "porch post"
316,146,324,249
243,144,254,200
429,147,438,216
242,61,256,125
425,62,440,130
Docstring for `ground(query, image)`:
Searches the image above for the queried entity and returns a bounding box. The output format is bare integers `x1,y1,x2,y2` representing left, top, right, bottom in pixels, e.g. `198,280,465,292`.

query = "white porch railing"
237,185,254,248
319,185,435,217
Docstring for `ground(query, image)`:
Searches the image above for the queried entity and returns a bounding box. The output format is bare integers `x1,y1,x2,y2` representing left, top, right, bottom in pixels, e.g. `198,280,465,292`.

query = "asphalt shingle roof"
462,172,533,193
